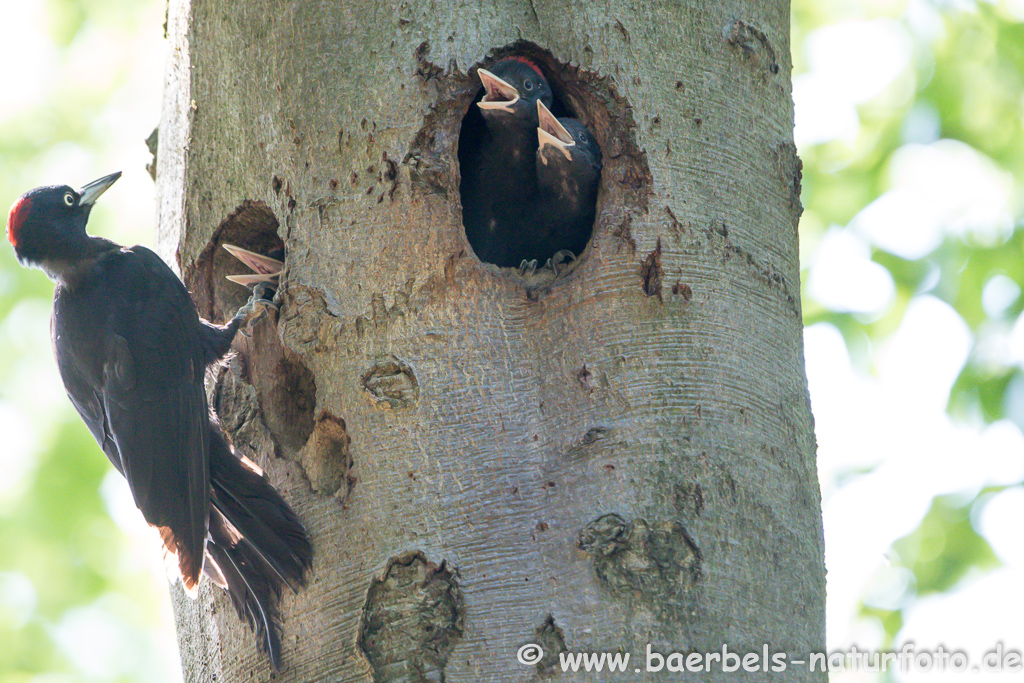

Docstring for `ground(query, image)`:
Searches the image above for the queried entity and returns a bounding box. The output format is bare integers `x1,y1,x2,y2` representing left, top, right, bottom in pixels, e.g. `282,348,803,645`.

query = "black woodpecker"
460,57,553,267
532,100,603,266
6,172,312,670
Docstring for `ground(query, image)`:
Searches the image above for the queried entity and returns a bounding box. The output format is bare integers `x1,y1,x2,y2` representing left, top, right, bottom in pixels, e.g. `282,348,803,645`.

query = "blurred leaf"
891,495,1000,596
872,249,935,294
859,606,904,648
949,364,1017,423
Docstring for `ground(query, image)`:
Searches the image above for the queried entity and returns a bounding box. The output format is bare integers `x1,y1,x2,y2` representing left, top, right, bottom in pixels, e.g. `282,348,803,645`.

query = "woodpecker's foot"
235,283,278,336
518,259,539,277
237,282,271,317
548,249,577,276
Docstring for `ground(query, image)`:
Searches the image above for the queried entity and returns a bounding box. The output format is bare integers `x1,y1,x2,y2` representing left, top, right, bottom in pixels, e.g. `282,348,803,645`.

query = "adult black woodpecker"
459,57,553,267
6,172,312,670
531,100,603,266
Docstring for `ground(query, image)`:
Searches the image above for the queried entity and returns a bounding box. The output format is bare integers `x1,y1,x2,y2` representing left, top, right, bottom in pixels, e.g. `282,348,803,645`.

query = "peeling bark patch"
774,141,804,214
567,425,617,461
613,216,636,253
145,128,158,181
403,42,463,199
413,40,443,82
358,551,465,683
362,357,419,408
531,615,567,677
300,411,355,501
211,360,278,463
578,514,701,613
664,204,685,237
641,238,663,299
279,284,342,354
724,20,779,79
382,152,399,201
719,468,739,503
613,19,631,44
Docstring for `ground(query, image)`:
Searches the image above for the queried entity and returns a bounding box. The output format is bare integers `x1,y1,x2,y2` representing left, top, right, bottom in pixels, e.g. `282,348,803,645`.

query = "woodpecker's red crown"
6,185,83,265
504,55,545,80
6,195,32,250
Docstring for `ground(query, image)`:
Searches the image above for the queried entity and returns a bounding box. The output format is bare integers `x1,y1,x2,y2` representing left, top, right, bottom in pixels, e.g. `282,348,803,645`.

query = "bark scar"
641,238,663,300
724,19,779,79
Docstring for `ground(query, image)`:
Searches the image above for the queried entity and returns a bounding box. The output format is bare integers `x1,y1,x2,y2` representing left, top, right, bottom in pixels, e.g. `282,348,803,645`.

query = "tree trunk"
156,0,823,680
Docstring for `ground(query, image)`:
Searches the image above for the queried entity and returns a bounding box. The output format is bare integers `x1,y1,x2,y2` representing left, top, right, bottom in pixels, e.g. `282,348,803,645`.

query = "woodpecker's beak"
477,68,520,113
536,101,574,163
223,243,284,286
77,172,122,206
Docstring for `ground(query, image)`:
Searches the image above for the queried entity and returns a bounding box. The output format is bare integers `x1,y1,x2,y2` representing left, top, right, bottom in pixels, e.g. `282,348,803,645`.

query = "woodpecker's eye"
63,193,75,207
523,80,534,91
579,133,589,143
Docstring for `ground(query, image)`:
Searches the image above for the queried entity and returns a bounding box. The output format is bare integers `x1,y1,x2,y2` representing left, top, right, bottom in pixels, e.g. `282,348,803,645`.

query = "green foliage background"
0,0,1020,680
0,1,178,680
795,0,1024,674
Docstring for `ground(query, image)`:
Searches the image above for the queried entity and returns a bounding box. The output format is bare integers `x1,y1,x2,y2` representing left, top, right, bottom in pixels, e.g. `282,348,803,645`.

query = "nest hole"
188,200,284,322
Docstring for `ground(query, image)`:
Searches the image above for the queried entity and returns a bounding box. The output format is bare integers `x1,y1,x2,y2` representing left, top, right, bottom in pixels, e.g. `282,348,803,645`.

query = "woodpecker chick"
461,57,553,267
6,172,313,670
223,243,284,287
531,100,603,266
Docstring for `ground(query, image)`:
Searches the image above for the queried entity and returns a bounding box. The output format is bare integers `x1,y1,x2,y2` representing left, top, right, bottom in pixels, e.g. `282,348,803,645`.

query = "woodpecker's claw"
238,282,271,315
548,249,577,275
518,258,539,277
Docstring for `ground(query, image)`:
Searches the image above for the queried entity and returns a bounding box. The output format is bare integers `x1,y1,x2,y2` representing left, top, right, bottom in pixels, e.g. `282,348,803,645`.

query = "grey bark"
156,0,823,681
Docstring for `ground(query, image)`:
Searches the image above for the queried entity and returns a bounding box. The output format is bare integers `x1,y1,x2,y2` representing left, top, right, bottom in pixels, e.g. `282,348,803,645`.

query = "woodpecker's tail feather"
158,525,203,598
206,509,286,667
204,429,313,670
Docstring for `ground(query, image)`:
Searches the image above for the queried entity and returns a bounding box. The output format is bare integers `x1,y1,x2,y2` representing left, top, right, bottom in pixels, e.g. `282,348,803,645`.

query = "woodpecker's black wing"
52,244,210,591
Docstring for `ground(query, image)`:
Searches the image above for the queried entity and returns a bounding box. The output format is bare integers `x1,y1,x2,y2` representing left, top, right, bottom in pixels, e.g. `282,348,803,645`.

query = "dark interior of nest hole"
457,58,601,270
